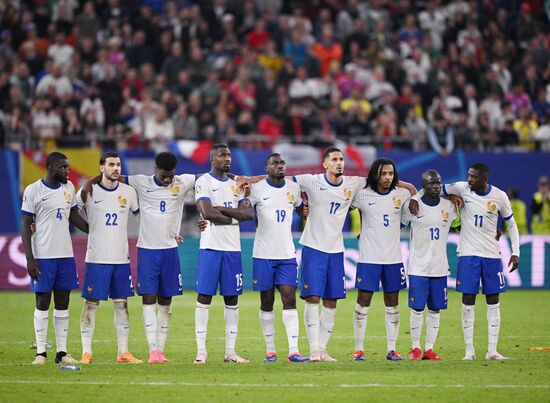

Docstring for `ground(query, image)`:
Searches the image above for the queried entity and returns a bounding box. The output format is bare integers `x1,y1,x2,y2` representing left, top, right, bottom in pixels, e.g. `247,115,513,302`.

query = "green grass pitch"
1,290,549,402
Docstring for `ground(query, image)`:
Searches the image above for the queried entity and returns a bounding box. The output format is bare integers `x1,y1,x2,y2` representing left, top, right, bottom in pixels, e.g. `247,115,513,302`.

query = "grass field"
1,289,549,402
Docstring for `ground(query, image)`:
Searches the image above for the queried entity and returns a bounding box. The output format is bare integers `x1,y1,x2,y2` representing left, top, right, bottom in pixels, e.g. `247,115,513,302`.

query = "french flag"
171,140,213,164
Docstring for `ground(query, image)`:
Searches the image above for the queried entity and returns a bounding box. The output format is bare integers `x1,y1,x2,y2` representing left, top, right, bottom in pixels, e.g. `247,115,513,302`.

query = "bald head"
422,170,442,199
422,170,441,186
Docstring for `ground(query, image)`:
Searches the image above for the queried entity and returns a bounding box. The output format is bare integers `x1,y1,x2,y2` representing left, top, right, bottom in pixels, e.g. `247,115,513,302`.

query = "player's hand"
236,176,251,190
176,234,184,244
27,258,40,280
508,255,519,272
242,184,251,198
30,222,36,233
197,215,208,232
301,203,309,217
238,200,251,208
495,229,502,241
450,195,464,209
409,199,419,215
81,181,93,203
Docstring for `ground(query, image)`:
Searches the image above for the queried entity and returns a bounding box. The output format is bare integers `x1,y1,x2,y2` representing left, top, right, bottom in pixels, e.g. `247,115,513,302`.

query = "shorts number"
56,208,62,220
400,266,406,283
497,272,505,288
329,202,341,215
383,214,389,227
178,273,183,288
129,274,133,289
429,227,440,240
276,209,286,222
235,273,243,288
474,214,483,227
105,213,118,226
444,287,447,301
160,201,166,212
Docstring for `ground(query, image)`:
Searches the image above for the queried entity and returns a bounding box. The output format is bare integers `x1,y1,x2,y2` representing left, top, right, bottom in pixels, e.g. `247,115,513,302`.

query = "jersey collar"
97,182,119,192
266,178,285,188
323,173,343,187
208,172,229,182
41,179,60,189
474,184,492,196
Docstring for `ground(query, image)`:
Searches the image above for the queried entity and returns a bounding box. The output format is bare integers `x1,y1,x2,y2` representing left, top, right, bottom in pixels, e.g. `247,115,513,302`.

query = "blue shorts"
408,275,447,311
253,258,298,291
300,246,345,300
30,258,79,293
137,247,183,297
196,249,243,296
81,263,134,301
456,256,506,295
356,263,407,293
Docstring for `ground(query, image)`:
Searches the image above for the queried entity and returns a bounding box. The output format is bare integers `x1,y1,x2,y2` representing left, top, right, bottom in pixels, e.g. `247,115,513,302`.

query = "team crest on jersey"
441,210,449,222
87,286,92,293
486,201,497,214
170,184,180,196
392,197,402,209
287,192,295,204
64,191,72,202
118,196,127,208
343,189,352,200
231,185,241,197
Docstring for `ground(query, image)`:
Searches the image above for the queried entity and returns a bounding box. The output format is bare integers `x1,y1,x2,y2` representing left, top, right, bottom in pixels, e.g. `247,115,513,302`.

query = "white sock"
487,303,501,355
462,304,475,354
259,310,276,353
410,309,423,350
224,305,239,355
53,309,69,353
142,304,157,352
80,301,98,355
319,306,336,352
157,304,171,352
195,302,210,355
425,310,440,351
282,309,299,354
113,299,129,356
353,304,369,352
34,309,49,354
385,306,400,352
304,302,320,354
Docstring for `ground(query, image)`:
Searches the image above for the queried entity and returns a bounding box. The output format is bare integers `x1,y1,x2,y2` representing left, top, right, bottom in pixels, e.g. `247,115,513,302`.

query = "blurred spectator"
427,113,454,156
63,107,83,137
173,102,198,140
497,119,519,149
531,176,550,234
47,32,74,72
35,63,73,100
144,104,174,143
32,97,62,145
312,26,343,77
513,107,538,150
506,188,528,234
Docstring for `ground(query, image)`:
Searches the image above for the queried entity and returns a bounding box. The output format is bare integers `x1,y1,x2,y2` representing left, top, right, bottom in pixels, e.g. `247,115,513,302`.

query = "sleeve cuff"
132,209,140,215
503,213,514,221
21,210,35,216
70,205,79,211
196,197,211,201
442,185,448,196
238,198,249,203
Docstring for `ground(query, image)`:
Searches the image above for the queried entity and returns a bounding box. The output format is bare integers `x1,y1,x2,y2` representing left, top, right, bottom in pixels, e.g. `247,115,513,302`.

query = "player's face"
323,151,344,177
266,155,286,179
212,147,231,172
378,164,394,191
423,175,441,198
156,168,175,186
51,159,69,184
467,168,485,191
100,157,121,182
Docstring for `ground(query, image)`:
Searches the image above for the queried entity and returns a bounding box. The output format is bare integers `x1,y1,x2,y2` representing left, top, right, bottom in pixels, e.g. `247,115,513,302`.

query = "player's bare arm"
215,205,255,222
69,209,89,234
197,199,233,225
396,180,417,196
81,174,128,202
21,214,40,280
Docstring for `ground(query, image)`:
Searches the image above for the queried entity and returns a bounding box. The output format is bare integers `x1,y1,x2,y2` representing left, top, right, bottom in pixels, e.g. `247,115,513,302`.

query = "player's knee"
53,291,70,310
158,296,172,306
197,294,212,305
413,308,424,313
305,296,320,304
224,295,238,306
383,291,399,307
322,298,337,309
142,294,157,305
356,290,373,307
281,294,296,310
486,294,499,305
462,293,476,305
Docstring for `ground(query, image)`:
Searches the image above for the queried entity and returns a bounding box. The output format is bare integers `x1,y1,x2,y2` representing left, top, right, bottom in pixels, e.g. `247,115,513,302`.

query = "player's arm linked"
80,174,127,202
70,208,89,234
21,214,40,280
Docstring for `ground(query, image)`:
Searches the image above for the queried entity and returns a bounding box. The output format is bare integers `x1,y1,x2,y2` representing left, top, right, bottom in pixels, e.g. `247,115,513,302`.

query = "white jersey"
249,179,302,259
21,179,77,259
443,181,517,258
76,183,139,264
351,187,411,264
402,198,456,277
195,173,246,252
128,174,195,249
294,174,366,253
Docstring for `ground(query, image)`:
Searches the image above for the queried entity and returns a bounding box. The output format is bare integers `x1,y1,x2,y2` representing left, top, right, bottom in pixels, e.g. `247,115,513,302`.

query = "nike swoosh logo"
236,288,242,292
94,200,103,204
230,331,237,334
146,324,153,327
36,329,45,333
307,324,315,328
212,188,220,192
197,331,206,334
263,197,271,201
41,197,49,201
465,200,472,203
368,202,376,206
146,189,154,192
417,215,425,219
320,187,328,191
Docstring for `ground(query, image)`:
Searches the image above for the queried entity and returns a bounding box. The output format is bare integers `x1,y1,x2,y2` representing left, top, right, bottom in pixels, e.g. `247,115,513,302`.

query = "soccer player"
246,153,309,363
21,151,89,365
76,152,142,364
350,158,414,361
401,170,457,361
411,163,520,360
194,144,254,364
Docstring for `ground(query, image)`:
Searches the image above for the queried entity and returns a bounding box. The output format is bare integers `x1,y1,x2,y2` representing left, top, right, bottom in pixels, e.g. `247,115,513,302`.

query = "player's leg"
482,257,508,360
253,258,277,361
52,257,79,364
408,275,428,361
220,251,248,363
353,263,380,360
156,296,172,362
80,298,99,363
109,263,141,363
33,291,52,365
382,263,407,360
457,256,482,360
194,249,222,363
422,276,447,360
300,247,329,361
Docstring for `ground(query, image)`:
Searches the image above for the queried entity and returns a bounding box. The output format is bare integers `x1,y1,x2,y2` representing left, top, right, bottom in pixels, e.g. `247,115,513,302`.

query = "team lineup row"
21,145,520,365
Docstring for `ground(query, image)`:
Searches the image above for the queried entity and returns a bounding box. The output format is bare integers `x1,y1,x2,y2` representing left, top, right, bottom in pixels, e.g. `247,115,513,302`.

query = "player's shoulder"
128,174,151,186
439,198,454,209
174,173,196,183
285,180,301,192
25,179,42,192
65,180,76,192
394,187,411,197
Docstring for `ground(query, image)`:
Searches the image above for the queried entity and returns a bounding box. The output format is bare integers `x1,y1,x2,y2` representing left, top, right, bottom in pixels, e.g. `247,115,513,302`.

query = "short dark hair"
265,153,282,166
367,158,399,191
323,147,342,160
46,151,68,168
100,151,119,165
470,162,490,176
155,152,178,171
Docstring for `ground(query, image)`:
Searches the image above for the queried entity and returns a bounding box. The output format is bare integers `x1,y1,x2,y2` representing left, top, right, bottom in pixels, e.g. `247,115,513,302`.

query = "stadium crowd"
0,0,549,152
